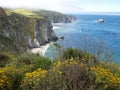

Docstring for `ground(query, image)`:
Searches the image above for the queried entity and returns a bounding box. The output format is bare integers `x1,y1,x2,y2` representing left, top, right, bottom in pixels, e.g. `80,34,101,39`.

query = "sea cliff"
0,7,57,52
0,7,76,53
33,10,76,23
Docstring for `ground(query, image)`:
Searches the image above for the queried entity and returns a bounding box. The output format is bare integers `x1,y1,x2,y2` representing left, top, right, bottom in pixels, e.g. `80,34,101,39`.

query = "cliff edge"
0,7,58,52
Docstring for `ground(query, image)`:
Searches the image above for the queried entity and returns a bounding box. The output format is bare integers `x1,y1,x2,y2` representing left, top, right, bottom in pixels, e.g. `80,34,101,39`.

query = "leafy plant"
17,53,53,70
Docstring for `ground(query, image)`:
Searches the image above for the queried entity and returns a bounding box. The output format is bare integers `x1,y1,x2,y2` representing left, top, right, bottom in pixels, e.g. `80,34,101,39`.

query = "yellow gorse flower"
91,65,120,88
0,66,14,89
21,68,47,89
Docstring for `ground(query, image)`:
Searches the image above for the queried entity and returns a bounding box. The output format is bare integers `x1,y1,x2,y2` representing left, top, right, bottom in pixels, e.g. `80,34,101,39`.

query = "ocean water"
45,14,120,64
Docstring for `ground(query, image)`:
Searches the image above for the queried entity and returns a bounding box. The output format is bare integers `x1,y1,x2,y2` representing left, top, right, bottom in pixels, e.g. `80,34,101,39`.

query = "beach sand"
28,43,51,56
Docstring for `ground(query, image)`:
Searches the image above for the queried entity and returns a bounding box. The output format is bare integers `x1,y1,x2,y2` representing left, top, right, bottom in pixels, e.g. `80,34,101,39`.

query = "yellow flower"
56,61,61,67
59,71,62,74
91,65,120,88
25,73,32,77
104,84,108,89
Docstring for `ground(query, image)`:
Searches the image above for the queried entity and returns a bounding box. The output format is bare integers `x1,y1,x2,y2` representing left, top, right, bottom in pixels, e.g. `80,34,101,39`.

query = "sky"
0,0,120,13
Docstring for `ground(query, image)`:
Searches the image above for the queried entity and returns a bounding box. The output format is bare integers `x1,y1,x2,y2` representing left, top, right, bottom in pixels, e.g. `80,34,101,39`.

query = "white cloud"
0,0,119,13
0,0,84,13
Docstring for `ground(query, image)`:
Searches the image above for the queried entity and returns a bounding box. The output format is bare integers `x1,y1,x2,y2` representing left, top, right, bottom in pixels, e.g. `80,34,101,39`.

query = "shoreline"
28,24,57,57
28,43,51,56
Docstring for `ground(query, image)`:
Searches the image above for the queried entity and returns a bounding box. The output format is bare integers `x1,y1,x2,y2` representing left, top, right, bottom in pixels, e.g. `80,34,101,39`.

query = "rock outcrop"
0,7,58,52
0,7,7,16
50,15,76,23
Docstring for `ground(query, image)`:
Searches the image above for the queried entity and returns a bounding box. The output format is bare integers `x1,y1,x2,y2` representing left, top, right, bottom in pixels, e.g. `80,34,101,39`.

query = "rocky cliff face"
50,15,76,23
0,7,7,16
0,7,58,52
33,10,76,23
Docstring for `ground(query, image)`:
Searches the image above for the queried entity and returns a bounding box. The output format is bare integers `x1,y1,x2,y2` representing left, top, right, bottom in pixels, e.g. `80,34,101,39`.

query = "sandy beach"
28,43,51,56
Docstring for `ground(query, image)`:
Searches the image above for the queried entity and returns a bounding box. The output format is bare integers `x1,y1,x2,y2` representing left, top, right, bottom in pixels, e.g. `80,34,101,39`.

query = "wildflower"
104,84,108,89
59,71,62,74
26,73,32,77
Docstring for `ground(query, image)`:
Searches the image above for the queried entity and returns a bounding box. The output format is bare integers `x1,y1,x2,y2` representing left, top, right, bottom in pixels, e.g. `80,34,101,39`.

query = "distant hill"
33,10,76,23
4,8,76,23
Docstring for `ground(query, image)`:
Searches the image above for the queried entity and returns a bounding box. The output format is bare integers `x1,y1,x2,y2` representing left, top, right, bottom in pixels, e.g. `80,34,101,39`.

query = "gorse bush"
0,53,53,90
0,48,120,90
91,62,120,90
20,68,47,90
44,59,95,90
62,48,99,66
0,66,13,90
0,65,34,90
20,59,95,90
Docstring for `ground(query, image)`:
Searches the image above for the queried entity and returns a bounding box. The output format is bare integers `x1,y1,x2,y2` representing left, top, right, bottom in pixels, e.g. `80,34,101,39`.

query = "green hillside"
5,8,44,19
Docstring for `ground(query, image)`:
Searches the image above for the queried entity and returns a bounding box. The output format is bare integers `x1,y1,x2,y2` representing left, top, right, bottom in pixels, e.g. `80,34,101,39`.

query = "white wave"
53,26,60,30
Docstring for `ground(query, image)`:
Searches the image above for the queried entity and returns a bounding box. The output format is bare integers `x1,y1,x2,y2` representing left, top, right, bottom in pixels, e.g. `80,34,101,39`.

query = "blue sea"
45,14,120,64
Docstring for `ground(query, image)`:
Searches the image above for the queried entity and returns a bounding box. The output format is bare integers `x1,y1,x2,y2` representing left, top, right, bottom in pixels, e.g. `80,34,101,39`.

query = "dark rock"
60,36,65,40
0,7,7,16
51,15,76,23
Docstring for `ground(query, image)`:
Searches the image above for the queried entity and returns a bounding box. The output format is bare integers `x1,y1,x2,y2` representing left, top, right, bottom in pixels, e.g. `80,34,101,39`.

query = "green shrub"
17,53,53,70
62,48,99,66
0,52,14,67
83,53,99,66
62,48,83,60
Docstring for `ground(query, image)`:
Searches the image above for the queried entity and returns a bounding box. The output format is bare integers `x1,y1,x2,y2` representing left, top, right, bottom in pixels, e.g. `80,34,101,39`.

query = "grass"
5,8,44,19
12,9,35,16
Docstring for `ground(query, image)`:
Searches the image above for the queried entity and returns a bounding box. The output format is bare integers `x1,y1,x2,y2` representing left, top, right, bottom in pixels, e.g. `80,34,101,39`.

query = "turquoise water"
44,43,58,59
45,14,120,64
